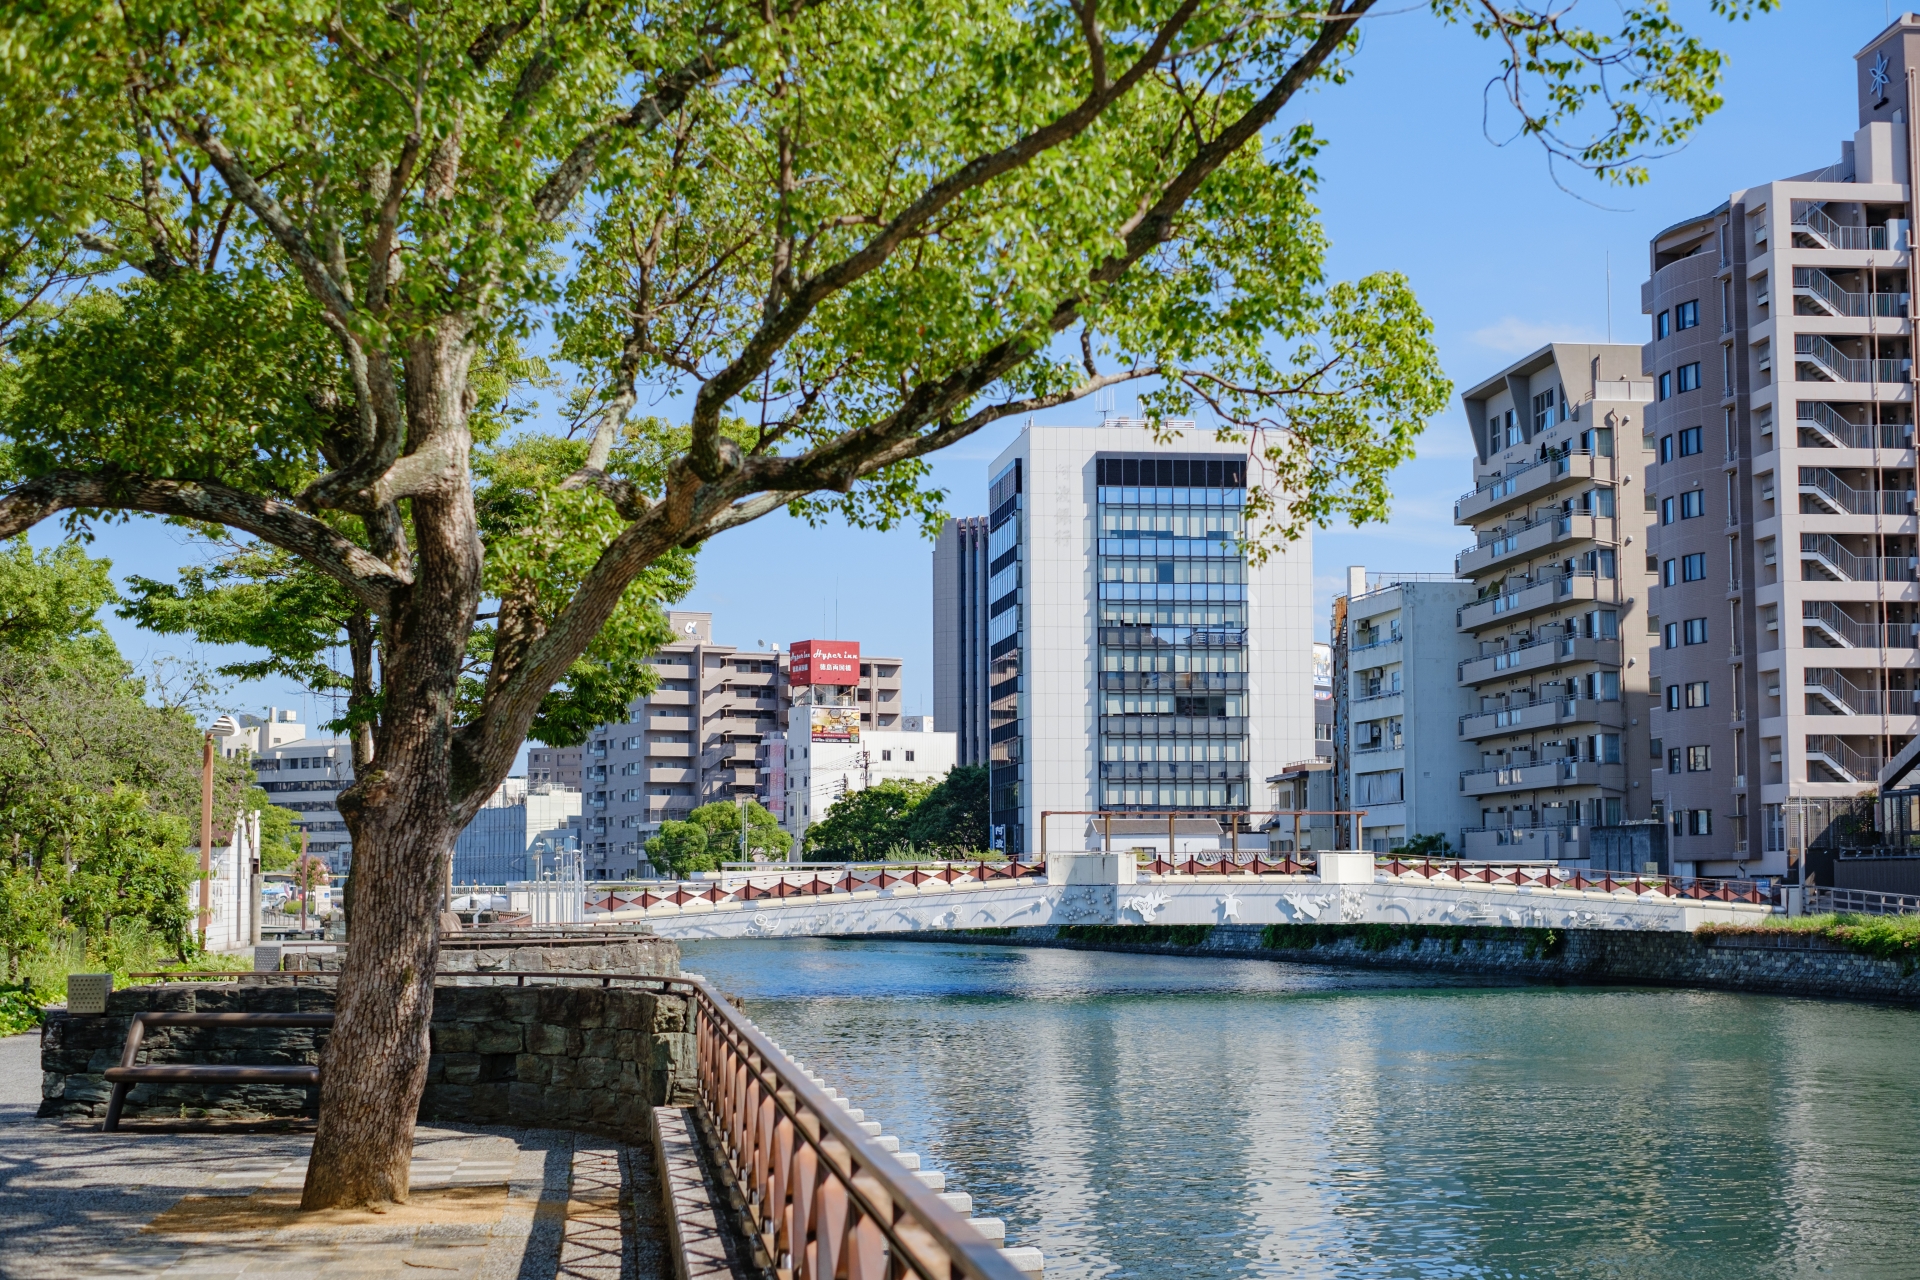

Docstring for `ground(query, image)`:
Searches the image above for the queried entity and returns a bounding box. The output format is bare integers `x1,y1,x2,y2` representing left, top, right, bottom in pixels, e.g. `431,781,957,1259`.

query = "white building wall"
989,422,1314,855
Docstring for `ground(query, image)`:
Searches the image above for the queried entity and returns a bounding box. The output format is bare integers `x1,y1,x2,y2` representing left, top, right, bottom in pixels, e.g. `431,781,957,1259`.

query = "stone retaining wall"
40,980,698,1140
298,931,679,977
943,924,1920,1005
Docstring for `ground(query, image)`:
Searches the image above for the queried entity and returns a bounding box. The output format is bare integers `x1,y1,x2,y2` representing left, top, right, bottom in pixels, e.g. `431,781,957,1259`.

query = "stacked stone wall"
40,980,697,1140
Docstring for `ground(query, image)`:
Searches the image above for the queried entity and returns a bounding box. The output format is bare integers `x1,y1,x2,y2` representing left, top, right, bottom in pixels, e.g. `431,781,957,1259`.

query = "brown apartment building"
571,612,905,876
1644,14,1920,878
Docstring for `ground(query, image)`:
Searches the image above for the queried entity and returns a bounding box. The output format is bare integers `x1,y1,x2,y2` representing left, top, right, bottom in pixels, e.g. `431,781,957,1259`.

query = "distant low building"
252,734,355,875
450,778,584,883
784,711,958,850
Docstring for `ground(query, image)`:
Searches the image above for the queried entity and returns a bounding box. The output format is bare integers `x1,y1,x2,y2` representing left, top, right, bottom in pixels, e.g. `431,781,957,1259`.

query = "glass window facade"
1094,454,1250,811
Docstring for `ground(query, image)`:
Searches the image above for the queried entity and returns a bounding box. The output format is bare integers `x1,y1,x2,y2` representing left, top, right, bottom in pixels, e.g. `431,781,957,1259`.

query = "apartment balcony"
647,767,694,785
1457,697,1623,743
1797,403,1915,451
1349,690,1403,720
649,689,692,707
648,742,692,759
1455,512,1601,579
1806,735,1885,787
1454,451,1602,524
1798,468,1915,517
647,713,693,731
1792,203,1903,253
1456,572,1606,632
1459,823,1579,862
1803,668,1920,718
1457,634,1611,686
1459,757,1621,797
1347,635,1403,667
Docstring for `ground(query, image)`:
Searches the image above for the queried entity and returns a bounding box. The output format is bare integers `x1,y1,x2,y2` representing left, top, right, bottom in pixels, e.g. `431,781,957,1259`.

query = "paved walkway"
0,1033,670,1280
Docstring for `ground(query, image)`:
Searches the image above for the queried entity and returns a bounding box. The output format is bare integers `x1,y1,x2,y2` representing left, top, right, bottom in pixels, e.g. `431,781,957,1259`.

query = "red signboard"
790,639,861,686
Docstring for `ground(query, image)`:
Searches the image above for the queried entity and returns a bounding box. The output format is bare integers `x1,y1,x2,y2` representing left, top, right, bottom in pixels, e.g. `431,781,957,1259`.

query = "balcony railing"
1797,402,1913,451
1806,734,1885,786
1800,533,1917,583
1454,450,1595,518
1795,334,1912,385
1792,202,1898,252
1803,601,1920,649
1805,668,1919,716
1792,266,1908,318
1798,467,1915,516
1457,633,1584,680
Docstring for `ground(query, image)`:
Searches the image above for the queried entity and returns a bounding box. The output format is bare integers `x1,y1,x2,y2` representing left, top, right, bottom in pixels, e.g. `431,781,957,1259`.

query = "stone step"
1001,1245,1045,1277
913,1170,946,1192
967,1217,1005,1243
935,1191,972,1216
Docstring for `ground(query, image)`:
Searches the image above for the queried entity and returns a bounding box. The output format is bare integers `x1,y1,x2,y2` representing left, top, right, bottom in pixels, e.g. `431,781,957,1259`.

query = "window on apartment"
1504,410,1522,447
881,750,892,761
1660,435,1675,463
1685,680,1710,708
1645,491,1658,513
1676,363,1702,394
1664,622,1681,649
1684,618,1708,645
1662,497,1676,525
1680,490,1705,519
1682,553,1706,582
1668,747,1682,774
1688,809,1714,837
1532,388,1558,432
905,750,916,762
1663,559,1678,587
1666,684,1681,711
1658,372,1672,401
1679,427,1703,456
1657,310,1671,339
1676,300,1700,330
1688,746,1711,772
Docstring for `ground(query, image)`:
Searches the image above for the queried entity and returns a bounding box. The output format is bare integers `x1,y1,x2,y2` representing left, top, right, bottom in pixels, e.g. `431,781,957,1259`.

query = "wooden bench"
103,1011,334,1131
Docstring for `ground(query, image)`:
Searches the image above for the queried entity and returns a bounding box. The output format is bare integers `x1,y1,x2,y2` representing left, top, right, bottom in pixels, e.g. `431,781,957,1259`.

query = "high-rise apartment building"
1645,15,1920,877
1330,567,1481,854
578,613,908,874
949,421,1313,858
526,746,582,788
252,734,356,875
1455,344,1658,864
932,516,992,766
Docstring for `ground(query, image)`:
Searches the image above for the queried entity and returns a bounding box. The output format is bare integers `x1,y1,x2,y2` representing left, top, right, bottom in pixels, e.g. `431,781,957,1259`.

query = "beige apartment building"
576,613,905,875
1454,344,1659,863
1644,15,1920,878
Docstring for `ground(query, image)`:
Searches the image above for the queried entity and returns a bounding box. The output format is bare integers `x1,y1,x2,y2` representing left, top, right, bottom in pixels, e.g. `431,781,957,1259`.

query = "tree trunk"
301,332,486,1210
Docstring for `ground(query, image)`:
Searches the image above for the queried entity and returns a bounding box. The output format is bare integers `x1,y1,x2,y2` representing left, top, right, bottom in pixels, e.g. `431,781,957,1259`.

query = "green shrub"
1259,922,1562,957
1056,923,1214,947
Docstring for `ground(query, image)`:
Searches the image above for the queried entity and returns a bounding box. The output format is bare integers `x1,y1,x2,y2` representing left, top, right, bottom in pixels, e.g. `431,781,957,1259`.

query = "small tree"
645,821,714,880
804,781,936,861
292,853,331,931
686,800,792,862
905,765,990,857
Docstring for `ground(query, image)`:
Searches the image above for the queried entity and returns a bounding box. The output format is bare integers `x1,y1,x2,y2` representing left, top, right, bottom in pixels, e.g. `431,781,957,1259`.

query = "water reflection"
682,938,1920,1279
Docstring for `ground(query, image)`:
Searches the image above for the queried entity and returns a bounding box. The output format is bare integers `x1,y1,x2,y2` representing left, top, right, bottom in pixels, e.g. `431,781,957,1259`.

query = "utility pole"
198,731,214,949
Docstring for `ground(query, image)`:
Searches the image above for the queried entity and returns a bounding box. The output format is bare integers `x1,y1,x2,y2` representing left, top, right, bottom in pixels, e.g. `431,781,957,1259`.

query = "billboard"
810,705,861,743
1313,641,1333,701
791,639,861,686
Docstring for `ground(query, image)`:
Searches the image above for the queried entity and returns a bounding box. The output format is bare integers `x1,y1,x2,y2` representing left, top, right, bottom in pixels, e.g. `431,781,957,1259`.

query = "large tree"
0,0,1769,1208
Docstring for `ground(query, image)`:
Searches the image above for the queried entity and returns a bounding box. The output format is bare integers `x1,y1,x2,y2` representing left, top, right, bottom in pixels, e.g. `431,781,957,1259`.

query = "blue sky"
33,0,1900,735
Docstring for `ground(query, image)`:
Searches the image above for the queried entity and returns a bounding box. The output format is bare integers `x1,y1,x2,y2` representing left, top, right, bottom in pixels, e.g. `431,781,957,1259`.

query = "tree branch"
683,0,1203,482
0,472,408,613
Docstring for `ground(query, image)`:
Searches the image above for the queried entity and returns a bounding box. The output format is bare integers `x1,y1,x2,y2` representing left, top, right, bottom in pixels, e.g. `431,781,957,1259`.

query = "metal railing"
1792,266,1907,317
1806,734,1886,785
1792,203,1896,251
1804,668,1917,716
693,978,1030,1280
1454,450,1594,514
1378,857,1769,903
1800,534,1917,583
1802,601,1920,649
1808,886,1920,917
1795,334,1912,384
1458,570,1602,625
1798,467,1914,516
1796,402,1912,451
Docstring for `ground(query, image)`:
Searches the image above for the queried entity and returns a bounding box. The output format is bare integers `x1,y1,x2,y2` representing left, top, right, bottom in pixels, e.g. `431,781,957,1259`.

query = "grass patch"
1698,912,1920,964
0,926,235,1033
1259,922,1564,959
1055,924,1215,948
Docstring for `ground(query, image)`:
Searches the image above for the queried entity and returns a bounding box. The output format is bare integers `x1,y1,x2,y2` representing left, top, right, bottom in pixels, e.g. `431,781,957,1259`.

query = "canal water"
680,937,1920,1279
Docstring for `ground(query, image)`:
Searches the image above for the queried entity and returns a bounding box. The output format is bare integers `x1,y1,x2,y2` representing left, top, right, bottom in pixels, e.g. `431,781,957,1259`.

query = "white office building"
450,778,584,883
1332,567,1482,854
251,734,355,875
784,717,958,848
950,421,1315,858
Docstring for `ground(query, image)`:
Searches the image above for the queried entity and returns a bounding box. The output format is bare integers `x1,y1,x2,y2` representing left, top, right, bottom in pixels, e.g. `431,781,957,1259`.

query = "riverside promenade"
0,1032,663,1279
